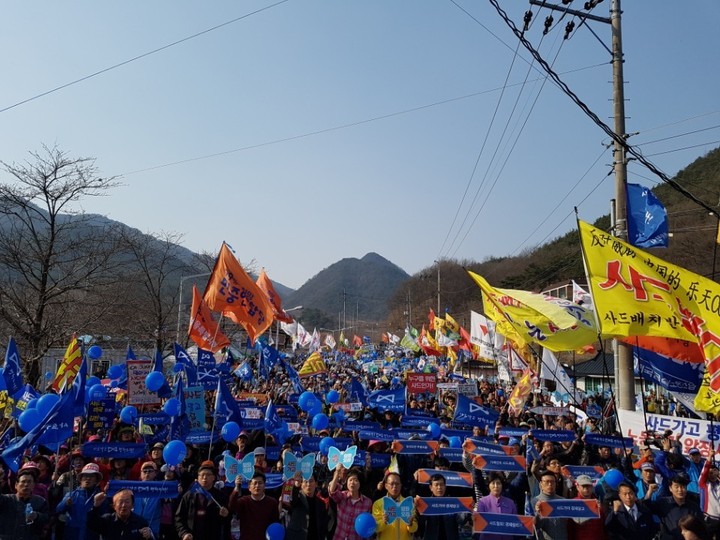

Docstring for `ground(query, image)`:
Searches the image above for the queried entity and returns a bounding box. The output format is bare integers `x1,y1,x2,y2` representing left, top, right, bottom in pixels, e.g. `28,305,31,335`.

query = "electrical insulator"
543,15,553,35
523,10,533,32
564,21,575,39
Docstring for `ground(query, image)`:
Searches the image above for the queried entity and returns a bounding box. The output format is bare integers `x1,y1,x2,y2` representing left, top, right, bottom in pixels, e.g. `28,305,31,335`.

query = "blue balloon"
145,371,166,392
120,405,138,424
266,522,285,540
326,390,340,404
312,413,329,431
87,376,102,389
319,436,334,455
18,408,41,432
44,371,53,380
110,380,119,388
221,421,240,442
354,512,377,538
427,422,441,439
308,401,323,417
107,365,123,379
163,398,181,417
88,384,107,401
87,345,103,360
26,398,38,410
163,440,187,466
603,468,624,489
298,391,316,412
448,436,462,448
36,393,60,417
172,363,184,374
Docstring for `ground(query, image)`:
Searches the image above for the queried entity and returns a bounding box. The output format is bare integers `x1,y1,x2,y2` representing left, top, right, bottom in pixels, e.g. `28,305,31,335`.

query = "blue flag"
257,342,280,370
2,389,74,472
170,377,189,441
453,394,499,426
3,337,23,396
234,362,253,382
214,378,243,426
349,377,368,406
197,349,219,390
627,183,669,248
367,387,405,413
633,346,702,394
264,399,282,434
282,359,304,394
173,343,198,385
72,354,88,417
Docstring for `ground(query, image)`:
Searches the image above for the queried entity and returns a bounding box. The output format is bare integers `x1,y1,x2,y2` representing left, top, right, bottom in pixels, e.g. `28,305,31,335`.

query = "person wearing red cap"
0,465,50,540
56,463,104,540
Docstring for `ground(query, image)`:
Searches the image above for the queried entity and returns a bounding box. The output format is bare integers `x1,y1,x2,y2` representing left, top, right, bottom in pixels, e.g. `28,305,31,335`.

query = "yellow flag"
298,352,328,377
579,220,720,390
694,370,720,414
508,369,534,416
444,313,460,335
467,271,597,352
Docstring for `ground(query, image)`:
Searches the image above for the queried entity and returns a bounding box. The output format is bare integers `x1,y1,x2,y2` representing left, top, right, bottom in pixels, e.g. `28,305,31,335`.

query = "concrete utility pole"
530,0,634,410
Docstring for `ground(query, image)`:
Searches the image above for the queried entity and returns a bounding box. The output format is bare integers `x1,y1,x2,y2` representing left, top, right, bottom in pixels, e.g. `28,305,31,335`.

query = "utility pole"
529,0,634,411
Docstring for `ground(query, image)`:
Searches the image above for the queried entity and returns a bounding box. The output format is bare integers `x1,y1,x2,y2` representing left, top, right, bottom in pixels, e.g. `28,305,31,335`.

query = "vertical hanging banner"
126,360,160,406
184,386,206,431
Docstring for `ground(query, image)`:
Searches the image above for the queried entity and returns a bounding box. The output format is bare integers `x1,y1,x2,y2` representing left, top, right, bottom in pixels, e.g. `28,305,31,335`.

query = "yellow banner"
579,220,720,390
467,271,597,352
298,352,327,377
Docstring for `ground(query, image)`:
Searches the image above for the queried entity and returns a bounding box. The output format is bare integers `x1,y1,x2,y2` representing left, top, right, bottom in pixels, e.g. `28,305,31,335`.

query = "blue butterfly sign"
327,445,357,471
383,496,414,525
224,454,255,483
283,452,316,480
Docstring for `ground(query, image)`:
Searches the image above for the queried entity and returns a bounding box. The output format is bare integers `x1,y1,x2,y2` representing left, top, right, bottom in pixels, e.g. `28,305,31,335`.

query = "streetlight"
176,272,211,343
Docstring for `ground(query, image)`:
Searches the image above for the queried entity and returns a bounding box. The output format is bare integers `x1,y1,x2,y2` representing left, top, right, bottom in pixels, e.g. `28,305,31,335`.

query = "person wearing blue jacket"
56,463,104,540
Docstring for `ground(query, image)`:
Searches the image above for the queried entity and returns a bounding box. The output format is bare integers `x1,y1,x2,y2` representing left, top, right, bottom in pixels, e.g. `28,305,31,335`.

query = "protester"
569,474,605,540
533,469,569,540
175,460,230,540
647,474,703,540
284,473,329,540
229,472,279,540
328,466,372,540
605,481,657,540
55,462,104,540
135,461,163,539
416,473,468,540
372,472,418,540
88,489,152,540
0,465,50,540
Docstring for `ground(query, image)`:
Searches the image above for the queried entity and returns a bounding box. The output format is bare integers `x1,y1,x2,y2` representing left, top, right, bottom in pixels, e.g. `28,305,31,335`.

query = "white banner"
617,409,719,458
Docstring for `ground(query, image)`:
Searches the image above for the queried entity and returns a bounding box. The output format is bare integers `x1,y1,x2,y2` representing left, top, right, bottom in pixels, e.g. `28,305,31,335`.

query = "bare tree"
117,229,194,353
0,145,124,384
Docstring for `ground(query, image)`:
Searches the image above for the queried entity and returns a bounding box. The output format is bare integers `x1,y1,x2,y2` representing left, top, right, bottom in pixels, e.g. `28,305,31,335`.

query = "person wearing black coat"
285,474,329,540
416,474,467,540
605,482,658,540
174,461,230,540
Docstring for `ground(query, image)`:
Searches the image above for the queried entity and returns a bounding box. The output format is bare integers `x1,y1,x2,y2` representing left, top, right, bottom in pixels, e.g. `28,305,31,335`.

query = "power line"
0,1,290,115
487,0,720,220
120,65,606,177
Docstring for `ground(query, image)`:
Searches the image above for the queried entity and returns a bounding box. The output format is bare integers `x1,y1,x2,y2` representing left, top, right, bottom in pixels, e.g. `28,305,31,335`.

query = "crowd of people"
0,346,715,540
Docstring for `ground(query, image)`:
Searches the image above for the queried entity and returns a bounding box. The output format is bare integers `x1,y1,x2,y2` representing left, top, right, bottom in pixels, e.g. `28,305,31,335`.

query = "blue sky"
1,1,718,289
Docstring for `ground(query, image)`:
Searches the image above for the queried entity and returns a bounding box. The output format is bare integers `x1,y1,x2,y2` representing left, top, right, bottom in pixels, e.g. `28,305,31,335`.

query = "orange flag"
428,309,436,331
51,335,82,392
203,243,274,343
188,285,231,353
619,336,704,364
256,269,294,323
